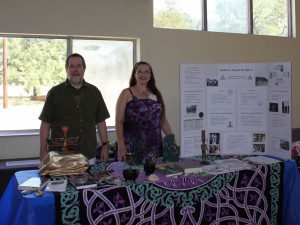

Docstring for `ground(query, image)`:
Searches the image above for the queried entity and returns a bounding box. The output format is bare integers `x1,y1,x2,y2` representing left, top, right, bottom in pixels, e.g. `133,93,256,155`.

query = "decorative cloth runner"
55,156,283,225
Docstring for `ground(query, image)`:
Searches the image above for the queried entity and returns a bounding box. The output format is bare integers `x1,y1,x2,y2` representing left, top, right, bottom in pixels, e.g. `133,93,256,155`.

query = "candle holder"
201,130,208,164
143,159,156,176
39,126,89,176
123,151,139,182
125,152,135,166
47,126,84,155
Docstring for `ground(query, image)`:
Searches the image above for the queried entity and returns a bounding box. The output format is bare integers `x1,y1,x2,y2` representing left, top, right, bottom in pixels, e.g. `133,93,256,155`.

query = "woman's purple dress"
124,89,163,158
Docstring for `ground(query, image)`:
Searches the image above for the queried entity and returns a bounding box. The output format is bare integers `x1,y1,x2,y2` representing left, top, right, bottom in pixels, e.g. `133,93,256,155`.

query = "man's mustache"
71,73,81,77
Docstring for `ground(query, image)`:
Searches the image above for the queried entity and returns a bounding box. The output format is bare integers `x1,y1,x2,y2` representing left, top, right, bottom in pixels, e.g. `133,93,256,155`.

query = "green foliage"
154,0,200,30
2,38,66,94
253,0,288,36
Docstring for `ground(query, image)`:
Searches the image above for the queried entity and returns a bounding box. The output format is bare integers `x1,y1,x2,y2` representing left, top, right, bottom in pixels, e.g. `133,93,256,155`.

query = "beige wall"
0,0,299,159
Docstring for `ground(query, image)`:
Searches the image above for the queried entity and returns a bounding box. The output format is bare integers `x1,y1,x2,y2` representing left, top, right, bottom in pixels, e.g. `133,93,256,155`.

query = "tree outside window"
153,0,202,30
253,0,288,37
0,37,134,131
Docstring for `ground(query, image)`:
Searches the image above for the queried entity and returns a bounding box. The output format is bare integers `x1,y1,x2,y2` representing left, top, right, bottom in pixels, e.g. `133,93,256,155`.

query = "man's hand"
101,145,109,162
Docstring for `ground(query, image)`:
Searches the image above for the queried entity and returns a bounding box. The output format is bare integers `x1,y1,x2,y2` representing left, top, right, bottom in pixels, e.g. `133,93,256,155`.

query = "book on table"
157,164,183,177
45,180,68,192
174,160,203,174
68,173,97,190
18,177,42,190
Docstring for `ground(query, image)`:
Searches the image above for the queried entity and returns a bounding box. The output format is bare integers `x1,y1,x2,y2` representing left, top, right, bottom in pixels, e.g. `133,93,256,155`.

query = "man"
39,53,110,164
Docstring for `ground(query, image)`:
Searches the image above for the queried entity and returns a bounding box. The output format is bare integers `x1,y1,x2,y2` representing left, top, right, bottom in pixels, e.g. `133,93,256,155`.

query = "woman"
115,61,173,162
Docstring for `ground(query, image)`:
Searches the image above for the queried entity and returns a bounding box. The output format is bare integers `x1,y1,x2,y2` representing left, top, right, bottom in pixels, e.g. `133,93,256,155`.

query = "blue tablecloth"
0,160,299,225
0,170,55,225
283,160,300,225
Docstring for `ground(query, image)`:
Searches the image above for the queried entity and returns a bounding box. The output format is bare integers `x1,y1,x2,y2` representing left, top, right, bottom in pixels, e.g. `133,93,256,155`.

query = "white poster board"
180,62,291,160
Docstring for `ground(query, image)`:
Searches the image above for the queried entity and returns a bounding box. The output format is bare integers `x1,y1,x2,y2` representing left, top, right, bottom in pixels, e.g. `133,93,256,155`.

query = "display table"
0,158,39,198
0,157,299,225
0,170,55,225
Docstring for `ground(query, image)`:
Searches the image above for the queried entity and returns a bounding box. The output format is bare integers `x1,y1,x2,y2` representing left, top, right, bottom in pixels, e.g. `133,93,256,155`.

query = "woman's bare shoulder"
119,88,132,102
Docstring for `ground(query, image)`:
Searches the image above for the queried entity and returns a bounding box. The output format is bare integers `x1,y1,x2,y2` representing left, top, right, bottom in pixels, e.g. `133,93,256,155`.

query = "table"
0,158,299,225
0,158,39,198
0,170,55,225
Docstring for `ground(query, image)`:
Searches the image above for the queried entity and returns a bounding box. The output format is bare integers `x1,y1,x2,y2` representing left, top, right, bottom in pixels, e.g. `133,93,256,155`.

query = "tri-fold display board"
180,62,291,160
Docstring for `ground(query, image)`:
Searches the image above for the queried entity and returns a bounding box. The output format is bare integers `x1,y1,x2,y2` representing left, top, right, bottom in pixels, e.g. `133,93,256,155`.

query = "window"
154,0,292,37
72,39,134,127
0,36,135,132
253,0,289,36
207,0,248,34
153,0,202,30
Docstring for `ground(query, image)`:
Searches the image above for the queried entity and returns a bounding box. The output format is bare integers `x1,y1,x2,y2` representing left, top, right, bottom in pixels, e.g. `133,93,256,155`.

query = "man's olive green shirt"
39,79,110,159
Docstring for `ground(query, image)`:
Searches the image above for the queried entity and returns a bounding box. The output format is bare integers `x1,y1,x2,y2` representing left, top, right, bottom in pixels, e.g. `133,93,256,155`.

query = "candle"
201,130,205,143
62,126,69,136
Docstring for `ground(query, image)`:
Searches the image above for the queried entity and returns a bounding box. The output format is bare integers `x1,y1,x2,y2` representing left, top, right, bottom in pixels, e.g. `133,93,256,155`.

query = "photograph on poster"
209,144,221,154
282,101,290,114
253,133,266,142
186,105,197,114
209,133,220,144
269,103,279,112
280,140,290,151
207,78,218,86
276,64,284,72
255,76,268,86
253,144,265,153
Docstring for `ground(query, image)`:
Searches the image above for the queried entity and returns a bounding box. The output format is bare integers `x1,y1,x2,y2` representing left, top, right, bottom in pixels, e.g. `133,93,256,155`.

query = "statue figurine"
163,134,179,162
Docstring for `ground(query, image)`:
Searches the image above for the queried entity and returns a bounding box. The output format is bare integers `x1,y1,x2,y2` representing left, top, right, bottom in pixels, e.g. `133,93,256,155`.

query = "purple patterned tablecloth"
55,156,283,225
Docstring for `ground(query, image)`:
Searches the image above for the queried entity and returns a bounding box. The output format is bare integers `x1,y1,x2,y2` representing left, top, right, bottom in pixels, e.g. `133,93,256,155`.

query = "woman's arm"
115,89,130,161
161,115,173,136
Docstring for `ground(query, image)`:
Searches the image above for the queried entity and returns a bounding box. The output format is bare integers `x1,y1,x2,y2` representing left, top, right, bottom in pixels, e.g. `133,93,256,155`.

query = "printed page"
218,64,255,87
268,62,291,159
180,64,206,157
245,156,281,165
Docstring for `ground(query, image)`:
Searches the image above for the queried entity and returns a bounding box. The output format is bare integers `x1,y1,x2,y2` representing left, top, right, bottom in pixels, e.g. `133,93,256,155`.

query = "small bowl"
123,169,139,182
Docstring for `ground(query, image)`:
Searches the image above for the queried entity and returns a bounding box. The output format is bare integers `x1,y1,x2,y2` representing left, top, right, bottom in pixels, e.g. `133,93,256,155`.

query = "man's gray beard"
69,76,82,86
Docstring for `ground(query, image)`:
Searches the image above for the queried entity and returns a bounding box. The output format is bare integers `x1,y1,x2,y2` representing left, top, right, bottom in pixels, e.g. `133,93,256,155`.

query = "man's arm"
96,121,109,162
39,121,51,160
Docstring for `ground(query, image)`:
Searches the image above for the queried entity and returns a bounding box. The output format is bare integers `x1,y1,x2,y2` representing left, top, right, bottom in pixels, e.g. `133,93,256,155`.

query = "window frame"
0,34,137,137
155,0,293,37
